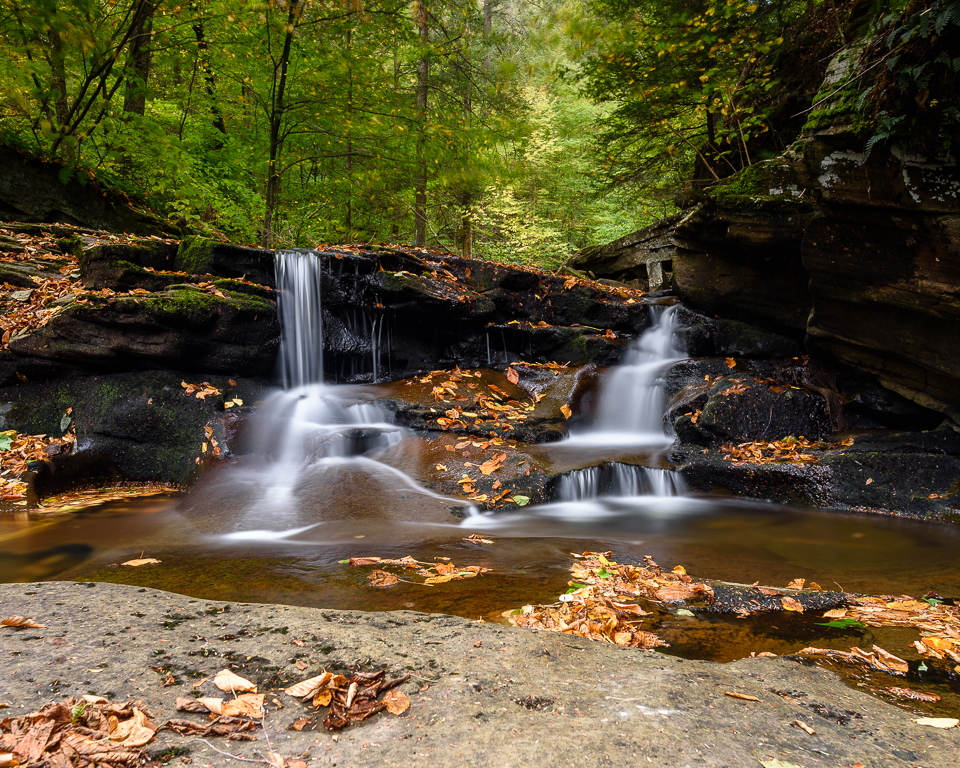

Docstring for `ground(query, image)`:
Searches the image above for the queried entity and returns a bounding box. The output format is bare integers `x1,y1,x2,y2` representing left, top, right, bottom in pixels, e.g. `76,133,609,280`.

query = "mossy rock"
175,236,276,287
8,285,280,376
1,370,265,484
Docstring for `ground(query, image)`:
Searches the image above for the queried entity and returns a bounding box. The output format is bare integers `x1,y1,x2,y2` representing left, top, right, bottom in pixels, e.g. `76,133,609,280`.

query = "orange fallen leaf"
213,669,257,693
1,616,46,628
724,692,761,702
781,596,804,613
506,367,519,385
560,403,572,419
121,558,161,567
383,688,410,715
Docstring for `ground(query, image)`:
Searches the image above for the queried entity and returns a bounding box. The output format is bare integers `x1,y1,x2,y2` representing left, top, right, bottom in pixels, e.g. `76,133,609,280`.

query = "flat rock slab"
1,582,956,768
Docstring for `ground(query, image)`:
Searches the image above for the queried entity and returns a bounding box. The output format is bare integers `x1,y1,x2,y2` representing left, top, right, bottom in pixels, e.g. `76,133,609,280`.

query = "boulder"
671,136,960,422
8,284,280,376
0,368,267,484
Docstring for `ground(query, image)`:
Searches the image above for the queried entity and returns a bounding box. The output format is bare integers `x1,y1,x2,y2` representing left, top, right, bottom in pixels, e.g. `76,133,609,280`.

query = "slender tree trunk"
345,26,353,238
47,27,69,127
414,1,429,248
123,0,154,116
191,2,228,142
263,0,301,247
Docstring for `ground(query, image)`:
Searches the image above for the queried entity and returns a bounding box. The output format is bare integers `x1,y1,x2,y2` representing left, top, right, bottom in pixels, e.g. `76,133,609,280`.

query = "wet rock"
0,368,268,485
668,372,832,446
8,284,280,376
673,423,960,519
174,236,277,288
8,581,957,768
675,306,805,359
672,131,960,422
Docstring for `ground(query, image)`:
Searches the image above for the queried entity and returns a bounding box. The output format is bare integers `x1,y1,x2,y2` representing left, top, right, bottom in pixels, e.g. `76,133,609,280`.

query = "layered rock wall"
672,129,960,422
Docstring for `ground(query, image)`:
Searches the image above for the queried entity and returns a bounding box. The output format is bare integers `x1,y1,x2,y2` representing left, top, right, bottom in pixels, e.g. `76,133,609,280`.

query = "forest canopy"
0,0,953,264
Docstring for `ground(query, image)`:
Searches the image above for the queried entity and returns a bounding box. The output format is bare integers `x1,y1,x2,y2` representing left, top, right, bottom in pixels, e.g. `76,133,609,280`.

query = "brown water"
4,493,960,716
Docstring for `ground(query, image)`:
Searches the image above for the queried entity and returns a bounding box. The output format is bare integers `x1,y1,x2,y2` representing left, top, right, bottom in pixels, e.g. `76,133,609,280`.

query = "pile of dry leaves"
417,367,543,435
506,552,713,649
283,669,410,730
818,596,960,665
0,695,159,767
721,435,855,467
0,430,77,502
0,661,415,768
345,553,492,587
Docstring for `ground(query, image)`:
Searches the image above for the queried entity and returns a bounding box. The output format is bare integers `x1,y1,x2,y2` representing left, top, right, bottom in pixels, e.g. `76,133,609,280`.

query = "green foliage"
862,0,960,157
816,618,867,629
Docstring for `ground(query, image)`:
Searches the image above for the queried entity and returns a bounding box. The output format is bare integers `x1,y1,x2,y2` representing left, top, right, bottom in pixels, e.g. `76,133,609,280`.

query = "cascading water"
558,463,685,500
570,304,685,446
468,303,692,535
182,250,474,540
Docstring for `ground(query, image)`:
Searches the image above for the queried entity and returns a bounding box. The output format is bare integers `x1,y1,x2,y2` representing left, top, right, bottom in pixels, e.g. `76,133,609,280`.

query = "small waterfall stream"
569,304,686,446
554,304,687,502
194,250,474,540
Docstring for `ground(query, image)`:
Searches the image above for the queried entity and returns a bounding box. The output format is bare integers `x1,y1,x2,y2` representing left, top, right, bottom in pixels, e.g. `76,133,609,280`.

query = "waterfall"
570,304,685,445
558,463,686,501
276,251,324,389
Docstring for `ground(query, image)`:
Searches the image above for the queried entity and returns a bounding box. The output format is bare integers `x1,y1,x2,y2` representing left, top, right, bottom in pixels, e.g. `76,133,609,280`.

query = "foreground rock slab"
1,583,956,767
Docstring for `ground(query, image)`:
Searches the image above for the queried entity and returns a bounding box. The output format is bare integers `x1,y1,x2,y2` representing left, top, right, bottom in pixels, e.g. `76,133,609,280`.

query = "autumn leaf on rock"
383,689,410,715
725,357,737,368
560,403,572,419
780,596,804,612
724,691,761,702
121,558,160,567
214,669,257,694
222,694,265,719
506,367,519,385
786,578,805,590
1,616,46,628
285,673,333,700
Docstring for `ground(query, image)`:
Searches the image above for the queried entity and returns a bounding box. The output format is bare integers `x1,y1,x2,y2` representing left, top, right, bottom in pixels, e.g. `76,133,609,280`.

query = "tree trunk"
191,2,228,141
414,1,429,248
263,0,301,247
123,0,155,116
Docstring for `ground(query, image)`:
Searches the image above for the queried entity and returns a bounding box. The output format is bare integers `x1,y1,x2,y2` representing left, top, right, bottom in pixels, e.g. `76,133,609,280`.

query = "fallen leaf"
560,403,572,419
724,692,761,702
786,578,805,590
725,357,736,368
368,570,399,587
914,717,959,729
121,558,161,567
781,596,804,613
793,719,815,735
313,689,333,707
222,694,265,719
506,367,519,385
383,689,410,715
435,463,447,471
1,616,46,628
213,669,257,694
196,697,224,715
285,672,333,699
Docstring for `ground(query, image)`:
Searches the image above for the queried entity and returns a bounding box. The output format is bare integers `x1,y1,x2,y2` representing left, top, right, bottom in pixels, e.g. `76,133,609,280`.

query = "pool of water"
5,487,960,714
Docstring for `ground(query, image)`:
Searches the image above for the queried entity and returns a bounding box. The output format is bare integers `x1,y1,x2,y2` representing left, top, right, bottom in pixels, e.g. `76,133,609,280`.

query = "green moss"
708,160,816,211
175,236,216,275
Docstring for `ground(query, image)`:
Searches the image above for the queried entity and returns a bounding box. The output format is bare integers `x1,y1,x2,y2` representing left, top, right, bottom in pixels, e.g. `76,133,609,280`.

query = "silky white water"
568,304,685,446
